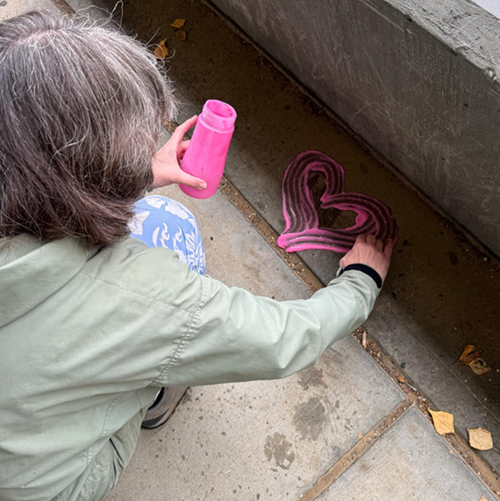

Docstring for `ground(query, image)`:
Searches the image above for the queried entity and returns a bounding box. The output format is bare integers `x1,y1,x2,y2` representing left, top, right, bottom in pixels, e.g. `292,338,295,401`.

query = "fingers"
355,234,394,255
174,170,207,190
171,115,198,144
384,238,395,258
359,234,385,252
177,140,191,161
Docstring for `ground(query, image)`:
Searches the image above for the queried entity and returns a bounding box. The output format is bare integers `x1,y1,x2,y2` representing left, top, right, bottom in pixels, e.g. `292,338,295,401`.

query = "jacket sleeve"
157,269,381,387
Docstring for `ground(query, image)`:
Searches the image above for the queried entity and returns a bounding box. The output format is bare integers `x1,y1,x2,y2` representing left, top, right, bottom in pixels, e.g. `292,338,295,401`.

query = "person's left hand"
151,116,207,190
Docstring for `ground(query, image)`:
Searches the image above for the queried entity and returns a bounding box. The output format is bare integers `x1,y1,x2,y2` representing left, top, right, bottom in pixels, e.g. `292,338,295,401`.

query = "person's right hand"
151,116,207,190
340,235,395,281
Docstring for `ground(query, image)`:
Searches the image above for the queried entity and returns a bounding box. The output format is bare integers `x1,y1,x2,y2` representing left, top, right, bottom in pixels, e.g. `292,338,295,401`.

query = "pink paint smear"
277,150,398,253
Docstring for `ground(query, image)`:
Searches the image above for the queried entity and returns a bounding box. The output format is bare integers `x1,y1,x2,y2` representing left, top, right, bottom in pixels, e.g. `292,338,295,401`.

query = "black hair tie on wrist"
341,264,383,289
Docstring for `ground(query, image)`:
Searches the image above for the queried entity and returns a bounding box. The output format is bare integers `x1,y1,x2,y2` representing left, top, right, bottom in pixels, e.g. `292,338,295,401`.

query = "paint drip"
277,150,398,253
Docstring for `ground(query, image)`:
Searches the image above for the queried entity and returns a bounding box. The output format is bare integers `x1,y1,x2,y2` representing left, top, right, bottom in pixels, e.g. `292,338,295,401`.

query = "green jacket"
0,234,380,501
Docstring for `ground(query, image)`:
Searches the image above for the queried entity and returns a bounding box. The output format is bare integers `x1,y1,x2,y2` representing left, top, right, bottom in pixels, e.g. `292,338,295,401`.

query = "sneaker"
141,387,189,430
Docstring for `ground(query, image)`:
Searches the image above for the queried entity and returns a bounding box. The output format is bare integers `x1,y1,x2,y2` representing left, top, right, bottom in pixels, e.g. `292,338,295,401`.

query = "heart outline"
277,150,398,253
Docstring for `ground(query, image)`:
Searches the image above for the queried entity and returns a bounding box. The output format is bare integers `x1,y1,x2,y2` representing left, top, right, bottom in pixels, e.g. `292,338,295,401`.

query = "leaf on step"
469,358,491,376
467,428,493,451
154,39,169,59
397,375,407,384
459,344,481,365
478,496,488,501
171,18,186,29
176,29,187,41
429,409,454,435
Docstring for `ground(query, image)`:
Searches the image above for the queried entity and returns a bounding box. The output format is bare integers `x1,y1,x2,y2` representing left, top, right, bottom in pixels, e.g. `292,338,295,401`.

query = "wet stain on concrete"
264,432,295,470
292,397,328,440
297,366,328,391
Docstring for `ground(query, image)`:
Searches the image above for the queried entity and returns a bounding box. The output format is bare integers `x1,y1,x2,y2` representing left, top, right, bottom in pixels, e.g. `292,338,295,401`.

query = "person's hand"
151,116,207,190
340,235,395,281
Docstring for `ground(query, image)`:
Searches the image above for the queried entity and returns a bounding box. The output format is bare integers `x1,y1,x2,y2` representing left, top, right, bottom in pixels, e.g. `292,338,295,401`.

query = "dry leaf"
171,18,186,29
469,358,491,376
478,495,488,501
357,432,364,440
429,409,454,435
361,331,367,348
397,375,407,384
468,428,493,451
154,39,169,59
459,344,481,365
176,29,187,41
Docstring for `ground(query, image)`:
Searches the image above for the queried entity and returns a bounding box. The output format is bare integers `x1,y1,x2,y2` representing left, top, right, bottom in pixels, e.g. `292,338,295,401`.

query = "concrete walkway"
4,1,500,499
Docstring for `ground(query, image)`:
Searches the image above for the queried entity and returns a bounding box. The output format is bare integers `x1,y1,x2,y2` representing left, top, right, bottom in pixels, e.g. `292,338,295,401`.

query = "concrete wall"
209,0,500,256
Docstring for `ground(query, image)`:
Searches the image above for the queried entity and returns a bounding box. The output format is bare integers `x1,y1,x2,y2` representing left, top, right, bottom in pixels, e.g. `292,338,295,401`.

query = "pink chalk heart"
277,150,398,253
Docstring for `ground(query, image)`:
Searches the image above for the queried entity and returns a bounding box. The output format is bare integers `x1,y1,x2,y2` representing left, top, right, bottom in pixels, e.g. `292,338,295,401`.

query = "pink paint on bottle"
180,99,237,199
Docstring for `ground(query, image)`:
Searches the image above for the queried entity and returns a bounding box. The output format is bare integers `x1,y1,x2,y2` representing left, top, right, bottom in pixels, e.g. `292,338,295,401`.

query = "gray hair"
0,10,177,246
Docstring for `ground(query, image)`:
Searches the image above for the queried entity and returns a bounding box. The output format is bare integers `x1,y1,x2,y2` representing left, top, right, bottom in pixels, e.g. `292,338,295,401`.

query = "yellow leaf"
154,39,169,60
478,496,488,501
176,29,187,41
459,344,481,365
467,428,493,451
171,18,186,29
469,358,491,376
429,409,454,435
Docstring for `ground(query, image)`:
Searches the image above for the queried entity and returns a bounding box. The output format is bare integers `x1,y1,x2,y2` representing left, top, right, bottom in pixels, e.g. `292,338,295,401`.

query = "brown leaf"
397,375,407,384
468,428,493,451
478,496,488,501
176,29,187,41
459,344,481,365
469,358,491,376
429,409,454,435
154,39,169,60
171,18,186,29
361,331,367,348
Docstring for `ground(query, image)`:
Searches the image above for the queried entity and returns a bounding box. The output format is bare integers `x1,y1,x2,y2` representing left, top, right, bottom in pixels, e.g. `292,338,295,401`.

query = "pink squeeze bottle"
180,100,237,199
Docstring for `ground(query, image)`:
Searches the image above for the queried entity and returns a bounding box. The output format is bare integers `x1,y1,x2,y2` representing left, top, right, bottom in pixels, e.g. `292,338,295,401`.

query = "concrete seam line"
298,400,413,501
162,120,324,295
218,176,323,294
49,0,74,15
353,328,500,500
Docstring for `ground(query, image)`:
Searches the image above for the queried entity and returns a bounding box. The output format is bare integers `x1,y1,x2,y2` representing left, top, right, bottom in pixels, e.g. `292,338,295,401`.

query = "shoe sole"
141,387,189,430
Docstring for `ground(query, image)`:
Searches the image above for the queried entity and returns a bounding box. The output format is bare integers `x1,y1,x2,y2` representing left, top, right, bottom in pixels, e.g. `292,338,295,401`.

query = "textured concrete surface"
153,181,310,298
0,0,57,21
94,0,500,472
109,337,404,501
210,0,500,259
472,0,500,17
318,407,495,501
